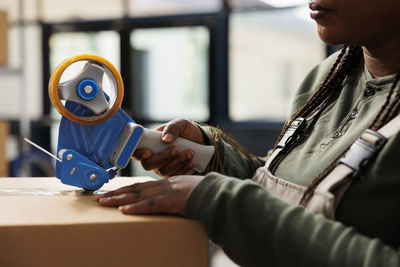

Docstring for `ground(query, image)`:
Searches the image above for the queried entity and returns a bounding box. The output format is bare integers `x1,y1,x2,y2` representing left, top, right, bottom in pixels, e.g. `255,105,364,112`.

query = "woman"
97,0,400,266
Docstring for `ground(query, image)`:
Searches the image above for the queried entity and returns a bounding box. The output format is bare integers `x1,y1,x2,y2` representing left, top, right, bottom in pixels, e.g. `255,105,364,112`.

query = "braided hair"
275,45,363,147
274,45,400,206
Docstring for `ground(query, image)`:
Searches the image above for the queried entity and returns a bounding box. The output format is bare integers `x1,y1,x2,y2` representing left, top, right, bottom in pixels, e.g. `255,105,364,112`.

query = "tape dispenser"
48,54,215,190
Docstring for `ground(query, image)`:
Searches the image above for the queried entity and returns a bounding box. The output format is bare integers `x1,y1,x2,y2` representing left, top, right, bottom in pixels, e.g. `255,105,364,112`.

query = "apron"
252,114,400,220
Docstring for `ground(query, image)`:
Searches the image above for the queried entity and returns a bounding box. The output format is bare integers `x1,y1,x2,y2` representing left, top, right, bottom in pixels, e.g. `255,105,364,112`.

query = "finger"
161,119,191,144
158,150,194,177
96,180,162,199
132,149,152,161
171,160,196,176
155,123,166,131
141,146,179,171
98,186,164,207
119,195,181,215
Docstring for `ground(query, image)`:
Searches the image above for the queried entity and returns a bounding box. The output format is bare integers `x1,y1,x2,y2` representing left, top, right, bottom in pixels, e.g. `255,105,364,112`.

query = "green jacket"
184,52,400,267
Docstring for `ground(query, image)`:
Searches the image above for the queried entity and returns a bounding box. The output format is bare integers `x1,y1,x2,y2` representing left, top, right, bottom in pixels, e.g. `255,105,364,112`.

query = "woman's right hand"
132,119,206,178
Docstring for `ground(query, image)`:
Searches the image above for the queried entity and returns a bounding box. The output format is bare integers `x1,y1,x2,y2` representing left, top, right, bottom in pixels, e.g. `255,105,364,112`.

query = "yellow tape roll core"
48,54,124,125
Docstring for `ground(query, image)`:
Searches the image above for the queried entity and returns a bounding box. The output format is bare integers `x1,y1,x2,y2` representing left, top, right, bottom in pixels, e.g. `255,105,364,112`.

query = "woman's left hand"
96,175,204,215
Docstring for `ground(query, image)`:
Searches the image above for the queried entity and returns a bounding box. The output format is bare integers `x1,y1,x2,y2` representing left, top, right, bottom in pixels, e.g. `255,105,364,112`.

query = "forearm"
196,123,265,178
184,174,400,267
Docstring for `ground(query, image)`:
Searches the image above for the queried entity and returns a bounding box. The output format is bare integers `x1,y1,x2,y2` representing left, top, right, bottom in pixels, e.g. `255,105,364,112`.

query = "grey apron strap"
265,148,282,168
377,113,400,138
252,148,282,186
310,113,400,211
255,108,400,219
254,108,328,205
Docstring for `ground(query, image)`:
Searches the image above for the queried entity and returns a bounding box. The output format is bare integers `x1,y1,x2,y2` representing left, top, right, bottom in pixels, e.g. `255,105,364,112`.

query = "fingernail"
163,133,174,142
119,205,129,212
142,151,151,159
171,148,179,156
99,197,109,203
100,192,112,198
187,150,194,159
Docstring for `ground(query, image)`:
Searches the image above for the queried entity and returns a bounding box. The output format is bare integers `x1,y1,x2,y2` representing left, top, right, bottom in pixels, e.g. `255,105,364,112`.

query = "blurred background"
0,0,338,180
0,0,340,265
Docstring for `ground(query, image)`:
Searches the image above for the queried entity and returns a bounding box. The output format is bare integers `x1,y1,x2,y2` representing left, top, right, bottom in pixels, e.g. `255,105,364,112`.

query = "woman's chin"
317,27,352,47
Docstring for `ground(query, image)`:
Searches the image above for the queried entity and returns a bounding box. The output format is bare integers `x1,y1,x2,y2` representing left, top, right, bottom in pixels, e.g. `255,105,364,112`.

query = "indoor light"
260,0,306,8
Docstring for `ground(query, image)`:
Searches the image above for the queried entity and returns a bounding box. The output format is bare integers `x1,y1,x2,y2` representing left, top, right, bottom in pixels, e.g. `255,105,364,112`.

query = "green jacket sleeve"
196,123,265,179
184,174,400,267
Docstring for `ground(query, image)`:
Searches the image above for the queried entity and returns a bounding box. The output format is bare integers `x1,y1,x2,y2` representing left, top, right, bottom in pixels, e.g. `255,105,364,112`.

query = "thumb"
160,119,201,144
161,120,184,144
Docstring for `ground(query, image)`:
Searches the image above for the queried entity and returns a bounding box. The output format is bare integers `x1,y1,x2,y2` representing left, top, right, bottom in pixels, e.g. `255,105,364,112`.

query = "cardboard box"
0,120,9,176
0,10,7,65
0,177,208,267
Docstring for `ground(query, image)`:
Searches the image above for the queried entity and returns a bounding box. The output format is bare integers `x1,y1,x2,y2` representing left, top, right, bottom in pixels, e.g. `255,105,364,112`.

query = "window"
48,30,120,152
49,31,120,73
129,26,210,122
39,0,221,22
42,0,124,22
42,4,329,171
43,13,217,176
229,6,325,121
128,0,221,17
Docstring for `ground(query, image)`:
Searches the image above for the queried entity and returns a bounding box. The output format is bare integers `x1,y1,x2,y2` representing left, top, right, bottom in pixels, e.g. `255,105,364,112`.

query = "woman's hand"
133,119,206,178
96,175,204,215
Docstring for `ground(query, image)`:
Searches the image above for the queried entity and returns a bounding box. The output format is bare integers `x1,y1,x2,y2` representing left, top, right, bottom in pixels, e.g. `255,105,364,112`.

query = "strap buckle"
277,117,306,152
339,129,387,177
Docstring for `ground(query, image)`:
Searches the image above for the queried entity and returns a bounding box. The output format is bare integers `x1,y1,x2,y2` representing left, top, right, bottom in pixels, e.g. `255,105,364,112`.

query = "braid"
273,45,399,207
371,72,400,129
301,71,400,206
298,46,352,118
299,146,350,206
387,77,400,120
274,46,348,147
297,46,349,117
303,46,363,116
274,46,362,148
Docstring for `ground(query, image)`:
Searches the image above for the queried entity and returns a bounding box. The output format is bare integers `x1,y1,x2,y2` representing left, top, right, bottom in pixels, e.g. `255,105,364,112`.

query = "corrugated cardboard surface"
0,120,9,176
0,10,7,65
0,177,208,267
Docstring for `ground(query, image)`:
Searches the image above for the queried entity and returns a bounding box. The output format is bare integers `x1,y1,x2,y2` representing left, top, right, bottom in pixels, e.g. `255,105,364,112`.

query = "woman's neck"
363,37,400,78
